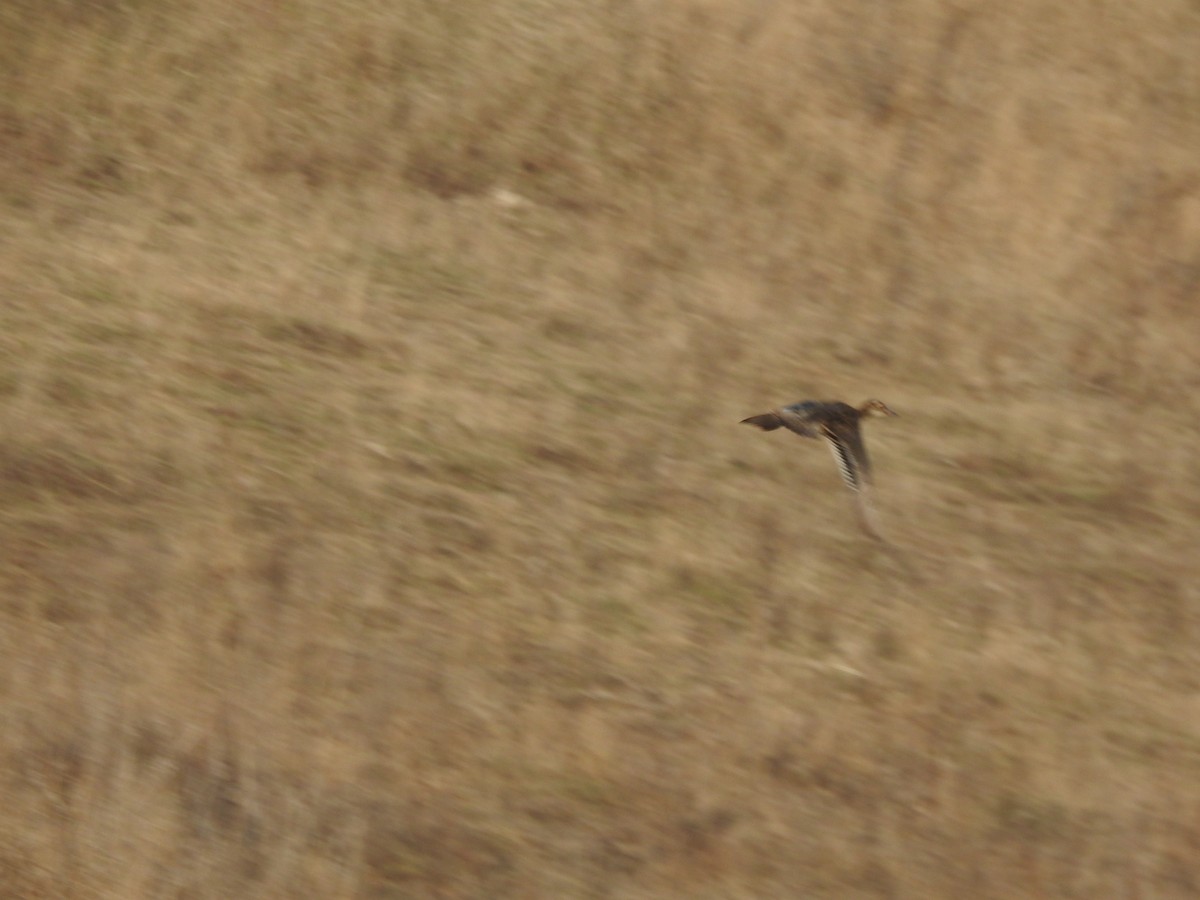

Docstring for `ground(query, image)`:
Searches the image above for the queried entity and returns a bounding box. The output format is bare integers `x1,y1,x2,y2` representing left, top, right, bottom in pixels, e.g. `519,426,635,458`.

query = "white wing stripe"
824,435,860,491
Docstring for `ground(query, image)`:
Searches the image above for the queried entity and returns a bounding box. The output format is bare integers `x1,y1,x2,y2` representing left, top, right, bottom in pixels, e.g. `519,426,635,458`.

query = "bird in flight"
740,399,898,540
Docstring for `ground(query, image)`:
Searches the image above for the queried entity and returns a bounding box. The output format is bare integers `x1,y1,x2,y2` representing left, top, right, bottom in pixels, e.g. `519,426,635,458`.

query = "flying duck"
741,399,898,539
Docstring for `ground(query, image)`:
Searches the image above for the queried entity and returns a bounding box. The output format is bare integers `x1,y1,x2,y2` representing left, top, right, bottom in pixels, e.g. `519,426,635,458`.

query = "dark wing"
820,421,872,491
823,420,888,539
740,412,784,431
742,401,830,437
774,403,822,437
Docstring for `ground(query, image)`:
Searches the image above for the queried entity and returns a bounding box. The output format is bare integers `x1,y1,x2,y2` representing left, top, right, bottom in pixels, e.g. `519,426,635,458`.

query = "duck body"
741,398,897,538
743,400,863,440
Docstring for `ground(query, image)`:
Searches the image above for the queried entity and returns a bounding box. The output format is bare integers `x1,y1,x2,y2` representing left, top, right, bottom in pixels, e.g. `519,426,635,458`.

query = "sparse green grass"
1,0,1199,897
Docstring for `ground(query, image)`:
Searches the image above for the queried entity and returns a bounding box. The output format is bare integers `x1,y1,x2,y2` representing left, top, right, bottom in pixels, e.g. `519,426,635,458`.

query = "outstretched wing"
742,402,828,438
820,421,872,491
822,422,887,540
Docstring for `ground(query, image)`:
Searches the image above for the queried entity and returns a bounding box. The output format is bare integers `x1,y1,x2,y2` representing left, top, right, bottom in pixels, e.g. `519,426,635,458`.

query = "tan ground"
2,1,1199,896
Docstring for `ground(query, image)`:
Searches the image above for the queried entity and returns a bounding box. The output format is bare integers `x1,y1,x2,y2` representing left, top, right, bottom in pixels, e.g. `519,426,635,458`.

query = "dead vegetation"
1,0,1199,896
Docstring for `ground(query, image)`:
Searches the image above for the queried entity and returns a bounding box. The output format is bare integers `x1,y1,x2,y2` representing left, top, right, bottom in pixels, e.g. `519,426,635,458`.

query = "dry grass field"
2,0,1200,896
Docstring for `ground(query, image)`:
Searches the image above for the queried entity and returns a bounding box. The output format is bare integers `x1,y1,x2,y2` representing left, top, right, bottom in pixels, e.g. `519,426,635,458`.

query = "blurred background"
1,0,1199,896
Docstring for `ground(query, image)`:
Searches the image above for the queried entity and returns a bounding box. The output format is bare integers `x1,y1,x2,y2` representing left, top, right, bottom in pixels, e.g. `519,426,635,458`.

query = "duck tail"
740,413,784,431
